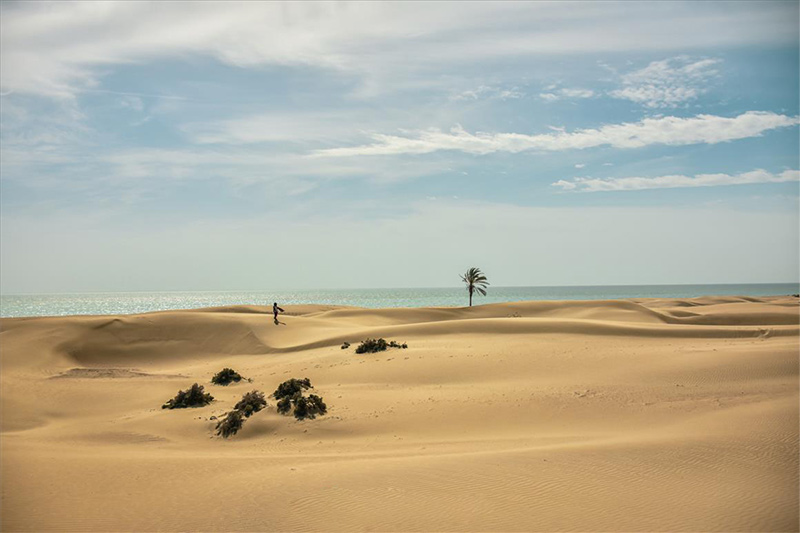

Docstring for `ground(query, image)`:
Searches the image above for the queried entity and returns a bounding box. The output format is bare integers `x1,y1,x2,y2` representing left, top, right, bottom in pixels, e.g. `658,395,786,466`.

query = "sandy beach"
1,296,798,532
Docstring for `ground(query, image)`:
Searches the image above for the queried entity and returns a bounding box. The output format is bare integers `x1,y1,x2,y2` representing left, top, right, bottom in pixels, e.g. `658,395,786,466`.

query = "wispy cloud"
2,2,797,99
118,95,144,112
553,169,800,192
451,85,523,101
539,88,594,102
81,88,190,101
182,106,458,145
312,112,800,157
610,56,721,108
1,143,461,203
0,96,89,150
184,111,373,145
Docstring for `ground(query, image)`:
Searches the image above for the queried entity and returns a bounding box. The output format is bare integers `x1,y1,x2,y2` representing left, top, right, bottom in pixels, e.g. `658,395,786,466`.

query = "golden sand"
1,297,798,531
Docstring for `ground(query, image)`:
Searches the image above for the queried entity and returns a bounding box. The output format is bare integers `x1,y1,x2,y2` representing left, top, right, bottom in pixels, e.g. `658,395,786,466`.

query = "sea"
1,283,797,318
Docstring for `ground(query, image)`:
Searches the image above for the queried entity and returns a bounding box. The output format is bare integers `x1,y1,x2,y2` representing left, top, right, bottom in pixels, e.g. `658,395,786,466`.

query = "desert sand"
1,296,798,532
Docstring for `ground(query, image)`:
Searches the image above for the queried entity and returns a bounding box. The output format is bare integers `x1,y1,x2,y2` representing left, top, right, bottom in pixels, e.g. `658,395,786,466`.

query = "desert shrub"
356,338,407,353
211,367,244,385
273,378,312,400
215,390,267,438
276,391,327,420
234,390,267,417
273,378,327,420
355,338,388,353
215,410,244,438
341,342,350,349
276,393,295,415
294,394,327,420
162,383,214,409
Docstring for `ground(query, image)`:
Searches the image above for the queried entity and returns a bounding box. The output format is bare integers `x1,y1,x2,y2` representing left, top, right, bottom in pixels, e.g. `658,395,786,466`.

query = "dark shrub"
294,394,327,420
215,410,244,438
234,390,267,417
355,338,388,353
211,367,244,385
273,378,312,400
273,378,328,420
276,394,294,415
388,341,408,349
277,391,327,420
356,338,407,353
162,383,214,409
341,342,350,349
215,390,267,438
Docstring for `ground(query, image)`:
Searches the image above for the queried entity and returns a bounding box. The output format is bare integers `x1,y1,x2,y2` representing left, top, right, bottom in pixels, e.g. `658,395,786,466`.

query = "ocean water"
1,283,797,318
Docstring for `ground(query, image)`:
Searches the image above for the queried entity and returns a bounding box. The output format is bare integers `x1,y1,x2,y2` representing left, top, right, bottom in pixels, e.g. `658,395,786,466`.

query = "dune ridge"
1,296,798,531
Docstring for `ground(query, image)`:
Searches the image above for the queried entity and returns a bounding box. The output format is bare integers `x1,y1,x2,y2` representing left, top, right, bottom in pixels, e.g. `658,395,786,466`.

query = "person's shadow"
274,317,286,326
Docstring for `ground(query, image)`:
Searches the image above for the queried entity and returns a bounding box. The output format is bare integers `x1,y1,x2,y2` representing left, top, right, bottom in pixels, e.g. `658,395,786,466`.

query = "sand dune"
1,296,798,531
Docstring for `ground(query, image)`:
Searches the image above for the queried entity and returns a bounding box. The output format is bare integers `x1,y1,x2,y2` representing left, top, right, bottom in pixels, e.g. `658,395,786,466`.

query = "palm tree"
460,267,489,307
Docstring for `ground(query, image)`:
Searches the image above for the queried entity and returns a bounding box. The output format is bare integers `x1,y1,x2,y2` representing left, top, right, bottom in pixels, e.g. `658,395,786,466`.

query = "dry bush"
216,390,268,438
355,338,388,353
273,378,312,400
356,338,407,353
211,368,245,386
162,383,214,409
234,390,267,417
215,410,244,438
293,394,327,420
274,378,327,420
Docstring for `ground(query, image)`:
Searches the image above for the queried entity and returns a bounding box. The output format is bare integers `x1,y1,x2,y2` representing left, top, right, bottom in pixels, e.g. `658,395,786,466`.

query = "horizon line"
2,281,798,297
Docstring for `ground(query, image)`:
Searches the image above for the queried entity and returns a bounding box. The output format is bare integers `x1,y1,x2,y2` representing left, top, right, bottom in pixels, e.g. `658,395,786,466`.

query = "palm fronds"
460,267,489,306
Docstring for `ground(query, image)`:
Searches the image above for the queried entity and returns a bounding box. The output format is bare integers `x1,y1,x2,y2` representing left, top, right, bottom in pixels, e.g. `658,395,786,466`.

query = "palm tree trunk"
469,288,473,307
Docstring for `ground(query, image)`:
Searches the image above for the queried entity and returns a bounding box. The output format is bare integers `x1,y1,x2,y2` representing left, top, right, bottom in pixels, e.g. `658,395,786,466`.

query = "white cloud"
560,88,594,99
1,2,797,99
312,112,800,157
552,169,800,192
610,56,722,108
539,88,594,102
574,163,586,169
452,85,523,101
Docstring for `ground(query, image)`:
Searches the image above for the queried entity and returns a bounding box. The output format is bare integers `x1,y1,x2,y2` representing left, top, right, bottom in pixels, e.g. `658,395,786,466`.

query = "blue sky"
1,1,798,293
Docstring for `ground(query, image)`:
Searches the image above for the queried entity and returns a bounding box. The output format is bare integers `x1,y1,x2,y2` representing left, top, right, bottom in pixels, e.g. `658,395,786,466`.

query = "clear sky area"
1,1,798,293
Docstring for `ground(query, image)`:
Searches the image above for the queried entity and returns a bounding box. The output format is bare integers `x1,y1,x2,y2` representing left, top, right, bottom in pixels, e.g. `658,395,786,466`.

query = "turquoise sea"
1,283,797,318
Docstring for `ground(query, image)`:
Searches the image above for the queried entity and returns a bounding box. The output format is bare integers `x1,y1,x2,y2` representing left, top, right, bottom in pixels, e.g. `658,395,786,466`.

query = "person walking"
272,302,285,323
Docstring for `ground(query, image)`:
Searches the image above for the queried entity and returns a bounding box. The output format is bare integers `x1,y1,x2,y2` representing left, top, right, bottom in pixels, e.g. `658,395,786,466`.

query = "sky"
1,1,798,293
